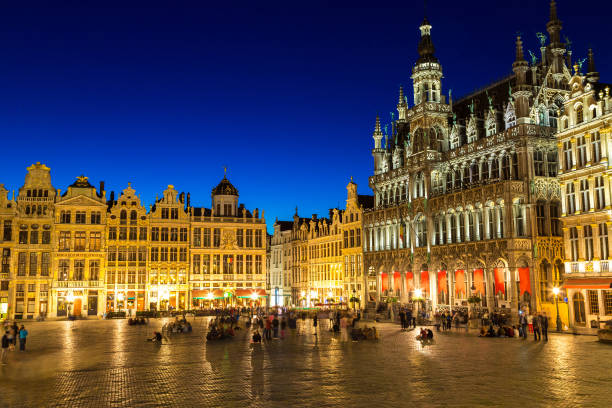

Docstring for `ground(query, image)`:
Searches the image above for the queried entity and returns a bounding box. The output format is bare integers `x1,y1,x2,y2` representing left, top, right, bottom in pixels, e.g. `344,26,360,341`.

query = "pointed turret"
512,36,531,123
372,116,385,174
546,0,566,77
397,86,408,120
416,17,438,65
586,48,600,83
412,16,443,105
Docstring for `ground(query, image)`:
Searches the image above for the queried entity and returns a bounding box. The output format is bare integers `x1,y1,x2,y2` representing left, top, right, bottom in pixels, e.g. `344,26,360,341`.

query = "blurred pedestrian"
18,325,28,351
540,312,549,341
533,313,541,341
1,331,9,365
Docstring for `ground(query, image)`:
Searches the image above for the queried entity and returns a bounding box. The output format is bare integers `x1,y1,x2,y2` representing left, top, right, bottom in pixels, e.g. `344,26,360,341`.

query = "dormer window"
576,105,584,124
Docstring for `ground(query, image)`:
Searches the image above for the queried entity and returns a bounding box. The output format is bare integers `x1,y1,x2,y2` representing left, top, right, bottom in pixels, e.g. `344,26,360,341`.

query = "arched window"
511,152,519,179
491,157,499,179
576,105,584,124
534,150,544,176
501,155,511,180
415,216,427,248
454,169,462,189
470,162,479,183
130,210,137,224
446,173,453,191
547,151,558,177
120,210,127,225
462,166,470,186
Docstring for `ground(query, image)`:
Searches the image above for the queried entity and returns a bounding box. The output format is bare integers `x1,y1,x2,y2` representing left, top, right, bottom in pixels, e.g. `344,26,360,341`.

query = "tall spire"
549,0,558,21
416,17,438,64
515,35,526,63
586,48,600,83
398,86,405,105
547,0,563,47
374,115,381,134
372,115,383,149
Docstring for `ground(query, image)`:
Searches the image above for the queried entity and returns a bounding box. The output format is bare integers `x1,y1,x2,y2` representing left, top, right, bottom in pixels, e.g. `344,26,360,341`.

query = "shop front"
191,289,267,308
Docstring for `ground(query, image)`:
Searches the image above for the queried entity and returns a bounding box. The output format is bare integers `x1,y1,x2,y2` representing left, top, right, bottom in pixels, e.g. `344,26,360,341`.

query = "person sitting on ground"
479,327,487,337
486,325,495,337
496,326,505,337
426,329,434,340
149,331,163,342
252,330,262,343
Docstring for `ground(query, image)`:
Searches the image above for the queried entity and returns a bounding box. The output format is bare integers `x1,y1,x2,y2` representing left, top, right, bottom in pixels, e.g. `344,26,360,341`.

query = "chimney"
186,192,191,208
312,214,317,220
109,191,115,202
179,192,185,204
99,181,105,195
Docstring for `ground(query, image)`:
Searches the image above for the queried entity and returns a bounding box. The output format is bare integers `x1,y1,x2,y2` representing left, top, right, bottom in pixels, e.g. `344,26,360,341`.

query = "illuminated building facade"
189,175,267,308
270,220,292,307
0,184,16,319
556,57,612,329
53,176,107,317
283,180,373,308
363,2,572,323
341,179,374,309
105,184,149,314
147,185,190,311
12,163,56,320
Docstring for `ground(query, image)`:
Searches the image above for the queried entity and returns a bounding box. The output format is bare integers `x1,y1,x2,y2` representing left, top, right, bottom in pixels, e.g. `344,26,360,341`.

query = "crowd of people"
127,317,148,326
1,322,28,365
163,316,193,334
206,316,237,341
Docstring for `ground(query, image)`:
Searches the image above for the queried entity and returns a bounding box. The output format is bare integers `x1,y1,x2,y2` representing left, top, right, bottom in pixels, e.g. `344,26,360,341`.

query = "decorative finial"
515,35,525,62
398,86,405,105
350,175,353,182
374,115,381,133
549,0,558,22
223,166,227,177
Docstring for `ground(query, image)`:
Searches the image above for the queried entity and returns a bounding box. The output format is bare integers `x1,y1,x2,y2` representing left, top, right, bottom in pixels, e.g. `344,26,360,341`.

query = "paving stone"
0,318,610,407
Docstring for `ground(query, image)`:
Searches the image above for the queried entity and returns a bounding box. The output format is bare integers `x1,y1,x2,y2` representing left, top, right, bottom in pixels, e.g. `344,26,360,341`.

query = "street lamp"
414,289,423,324
553,287,562,331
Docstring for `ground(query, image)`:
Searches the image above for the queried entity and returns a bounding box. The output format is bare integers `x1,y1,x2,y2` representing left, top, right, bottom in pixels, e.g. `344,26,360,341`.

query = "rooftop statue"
528,50,538,66
536,32,547,47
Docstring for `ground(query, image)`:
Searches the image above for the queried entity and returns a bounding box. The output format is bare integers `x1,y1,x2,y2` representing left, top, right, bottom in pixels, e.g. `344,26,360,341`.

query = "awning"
235,289,267,298
191,289,209,299
563,278,612,289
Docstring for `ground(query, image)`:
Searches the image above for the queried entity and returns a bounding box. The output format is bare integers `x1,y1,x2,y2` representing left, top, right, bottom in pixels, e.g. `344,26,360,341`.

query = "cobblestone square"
1,317,610,408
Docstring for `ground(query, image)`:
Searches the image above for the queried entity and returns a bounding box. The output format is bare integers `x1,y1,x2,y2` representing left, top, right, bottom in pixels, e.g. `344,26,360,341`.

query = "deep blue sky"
1,1,610,231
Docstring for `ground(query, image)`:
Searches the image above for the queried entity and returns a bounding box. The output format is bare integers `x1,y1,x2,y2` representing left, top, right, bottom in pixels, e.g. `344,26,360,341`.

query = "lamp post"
553,287,562,331
352,289,356,311
66,292,75,319
414,288,423,324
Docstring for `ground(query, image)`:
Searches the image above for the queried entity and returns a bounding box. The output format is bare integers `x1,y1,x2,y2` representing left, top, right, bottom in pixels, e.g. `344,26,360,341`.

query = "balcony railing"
54,280,102,288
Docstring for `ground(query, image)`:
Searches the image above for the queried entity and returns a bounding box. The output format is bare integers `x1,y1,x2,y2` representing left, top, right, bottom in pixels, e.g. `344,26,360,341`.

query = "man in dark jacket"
533,313,541,341
540,313,549,341
1,331,9,365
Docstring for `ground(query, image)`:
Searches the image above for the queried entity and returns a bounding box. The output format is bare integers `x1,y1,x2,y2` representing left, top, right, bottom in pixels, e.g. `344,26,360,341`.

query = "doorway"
573,292,586,325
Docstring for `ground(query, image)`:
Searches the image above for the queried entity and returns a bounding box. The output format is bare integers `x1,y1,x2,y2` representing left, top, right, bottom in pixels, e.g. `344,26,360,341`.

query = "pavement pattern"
0,317,610,407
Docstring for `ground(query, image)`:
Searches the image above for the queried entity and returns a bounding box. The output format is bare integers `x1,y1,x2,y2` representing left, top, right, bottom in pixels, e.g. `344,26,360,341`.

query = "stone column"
570,137,577,171
557,141,564,174
485,267,495,313
576,225,585,262
592,223,601,261
574,180,581,213
446,214,452,244
475,210,481,241
560,182,567,215
604,174,611,209
588,176,595,212
585,133,592,165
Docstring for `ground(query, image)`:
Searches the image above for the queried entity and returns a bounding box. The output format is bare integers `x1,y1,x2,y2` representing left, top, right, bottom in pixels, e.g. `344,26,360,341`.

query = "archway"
573,292,586,325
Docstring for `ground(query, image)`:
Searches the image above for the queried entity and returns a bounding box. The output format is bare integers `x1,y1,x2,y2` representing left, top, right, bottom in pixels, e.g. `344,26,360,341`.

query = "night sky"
1,1,610,231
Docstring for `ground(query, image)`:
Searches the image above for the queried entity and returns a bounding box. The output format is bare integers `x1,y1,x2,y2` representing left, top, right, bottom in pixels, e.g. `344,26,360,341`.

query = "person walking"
540,312,549,341
264,317,272,341
340,315,348,342
519,312,528,339
280,317,286,339
399,309,406,331
18,325,28,351
313,313,318,336
533,313,541,341
272,315,279,339
1,331,9,365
